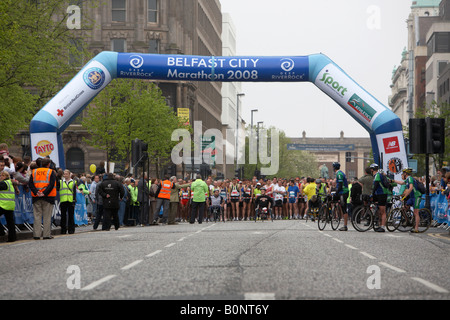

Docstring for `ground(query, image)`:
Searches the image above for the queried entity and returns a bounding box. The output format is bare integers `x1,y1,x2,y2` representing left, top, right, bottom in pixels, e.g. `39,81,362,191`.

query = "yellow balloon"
90,164,96,174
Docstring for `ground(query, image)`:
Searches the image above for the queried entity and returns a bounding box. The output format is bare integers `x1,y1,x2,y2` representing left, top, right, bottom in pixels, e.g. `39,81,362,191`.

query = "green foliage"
242,126,320,179
82,79,189,169
0,0,92,142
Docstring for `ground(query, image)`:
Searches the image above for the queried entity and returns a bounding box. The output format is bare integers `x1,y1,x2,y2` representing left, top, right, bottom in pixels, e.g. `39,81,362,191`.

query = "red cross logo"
57,109,64,117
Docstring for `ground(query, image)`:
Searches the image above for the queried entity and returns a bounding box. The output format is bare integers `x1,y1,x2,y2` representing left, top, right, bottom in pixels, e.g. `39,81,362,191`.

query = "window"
149,39,159,53
112,39,126,52
112,0,126,22
148,0,158,23
66,148,85,173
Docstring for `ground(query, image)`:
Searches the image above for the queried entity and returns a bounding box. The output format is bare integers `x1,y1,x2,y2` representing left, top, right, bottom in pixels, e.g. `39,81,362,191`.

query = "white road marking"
146,250,162,258
245,292,275,300
121,260,143,270
165,243,176,248
360,251,377,260
379,262,406,273
411,277,449,293
81,275,117,291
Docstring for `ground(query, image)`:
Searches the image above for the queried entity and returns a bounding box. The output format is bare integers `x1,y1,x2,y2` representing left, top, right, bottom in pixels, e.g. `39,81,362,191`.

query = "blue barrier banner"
74,192,88,226
434,194,448,224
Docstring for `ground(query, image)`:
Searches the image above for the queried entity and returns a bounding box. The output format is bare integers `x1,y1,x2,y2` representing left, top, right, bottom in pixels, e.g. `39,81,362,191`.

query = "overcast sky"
220,0,412,138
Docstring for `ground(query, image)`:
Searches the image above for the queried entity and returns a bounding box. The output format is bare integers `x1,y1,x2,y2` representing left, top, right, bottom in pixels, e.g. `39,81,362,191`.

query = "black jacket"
97,177,124,209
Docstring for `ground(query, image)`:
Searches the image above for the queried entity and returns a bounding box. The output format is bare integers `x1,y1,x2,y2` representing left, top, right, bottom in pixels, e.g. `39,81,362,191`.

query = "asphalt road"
1,219,449,302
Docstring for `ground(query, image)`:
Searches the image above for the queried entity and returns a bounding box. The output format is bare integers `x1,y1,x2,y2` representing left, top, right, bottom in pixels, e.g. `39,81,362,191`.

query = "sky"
219,0,412,138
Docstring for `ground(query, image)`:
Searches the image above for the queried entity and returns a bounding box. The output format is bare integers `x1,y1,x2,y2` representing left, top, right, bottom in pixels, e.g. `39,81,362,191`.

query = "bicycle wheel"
397,209,414,232
352,206,374,232
386,208,401,232
330,205,342,231
318,205,328,231
416,208,432,233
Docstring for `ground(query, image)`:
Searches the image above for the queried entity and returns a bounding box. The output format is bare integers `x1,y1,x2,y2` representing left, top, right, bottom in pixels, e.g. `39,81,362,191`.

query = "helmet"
370,163,379,170
332,162,341,170
402,168,413,175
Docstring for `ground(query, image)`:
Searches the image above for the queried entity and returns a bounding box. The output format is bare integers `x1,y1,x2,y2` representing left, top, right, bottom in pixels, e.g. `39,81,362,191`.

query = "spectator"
137,173,150,226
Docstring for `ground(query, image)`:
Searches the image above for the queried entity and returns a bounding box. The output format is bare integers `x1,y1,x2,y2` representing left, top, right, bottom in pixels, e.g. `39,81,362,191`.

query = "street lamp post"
251,109,258,139
236,93,245,171
256,121,264,172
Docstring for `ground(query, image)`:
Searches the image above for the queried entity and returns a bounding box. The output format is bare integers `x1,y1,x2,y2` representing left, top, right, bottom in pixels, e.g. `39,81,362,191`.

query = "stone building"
15,0,224,175
288,131,372,180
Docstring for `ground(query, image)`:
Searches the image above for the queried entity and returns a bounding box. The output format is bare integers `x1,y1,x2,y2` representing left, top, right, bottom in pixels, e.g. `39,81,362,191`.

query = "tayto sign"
383,136,401,154
34,140,55,157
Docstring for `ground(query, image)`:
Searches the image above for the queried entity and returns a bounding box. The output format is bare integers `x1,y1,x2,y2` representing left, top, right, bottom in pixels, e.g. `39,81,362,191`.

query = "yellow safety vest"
0,179,15,211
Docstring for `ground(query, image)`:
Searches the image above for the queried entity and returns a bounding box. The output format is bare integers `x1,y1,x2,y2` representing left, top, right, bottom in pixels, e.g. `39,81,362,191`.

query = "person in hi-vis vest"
0,171,17,242
152,176,173,225
57,169,77,234
28,158,57,240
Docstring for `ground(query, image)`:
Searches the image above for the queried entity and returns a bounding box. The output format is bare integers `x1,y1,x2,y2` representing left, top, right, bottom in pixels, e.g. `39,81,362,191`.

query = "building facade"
55,0,224,175
288,132,372,180
391,0,442,126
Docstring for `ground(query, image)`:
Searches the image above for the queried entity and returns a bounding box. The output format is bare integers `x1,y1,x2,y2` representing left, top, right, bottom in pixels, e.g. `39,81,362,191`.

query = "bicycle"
305,206,320,223
209,205,224,223
254,207,274,222
386,197,432,233
317,194,342,231
351,195,386,232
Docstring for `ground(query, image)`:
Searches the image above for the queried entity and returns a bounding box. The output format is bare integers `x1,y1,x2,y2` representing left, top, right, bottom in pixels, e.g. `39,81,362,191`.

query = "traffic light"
426,118,445,154
235,168,241,179
409,119,426,154
131,139,149,167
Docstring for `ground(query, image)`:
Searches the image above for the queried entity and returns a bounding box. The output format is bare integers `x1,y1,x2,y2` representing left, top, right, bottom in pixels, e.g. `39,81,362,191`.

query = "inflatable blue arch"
30,52,408,177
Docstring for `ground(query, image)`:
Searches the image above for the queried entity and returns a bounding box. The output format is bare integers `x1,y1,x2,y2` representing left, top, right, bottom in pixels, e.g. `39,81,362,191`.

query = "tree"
82,79,188,176
0,0,93,142
241,126,319,179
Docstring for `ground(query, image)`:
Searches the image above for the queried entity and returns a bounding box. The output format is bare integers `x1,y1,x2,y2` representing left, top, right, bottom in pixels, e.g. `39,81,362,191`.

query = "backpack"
413,178,426,194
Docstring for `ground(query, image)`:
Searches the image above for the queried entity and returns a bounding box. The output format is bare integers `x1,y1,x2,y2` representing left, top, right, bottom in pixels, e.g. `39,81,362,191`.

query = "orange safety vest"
32,168,57,198
158,180,173,200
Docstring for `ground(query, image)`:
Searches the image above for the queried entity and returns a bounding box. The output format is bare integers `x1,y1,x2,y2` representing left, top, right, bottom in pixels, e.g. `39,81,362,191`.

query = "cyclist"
371,163,390,232
255,187,273,220
316,178,328,203
394,168,422,233
333,162,350,231
307,195,321,222
209,189,224,221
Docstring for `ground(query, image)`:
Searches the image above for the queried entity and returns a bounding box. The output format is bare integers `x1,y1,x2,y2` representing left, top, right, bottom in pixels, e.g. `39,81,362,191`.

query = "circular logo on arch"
83,67,106,90
34,140,55,157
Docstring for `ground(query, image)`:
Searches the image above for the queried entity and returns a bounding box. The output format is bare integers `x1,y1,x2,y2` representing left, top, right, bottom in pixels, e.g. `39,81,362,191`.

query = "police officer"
97,173,124,231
